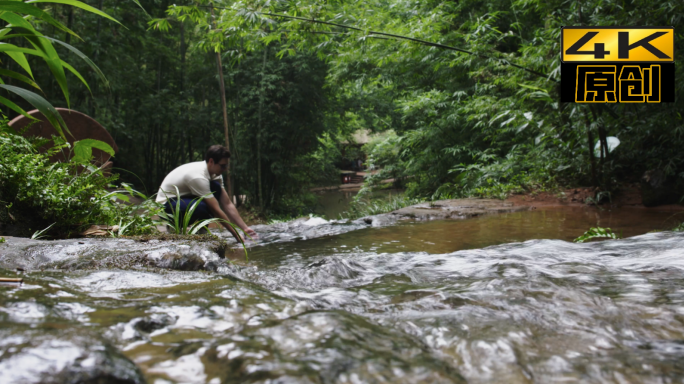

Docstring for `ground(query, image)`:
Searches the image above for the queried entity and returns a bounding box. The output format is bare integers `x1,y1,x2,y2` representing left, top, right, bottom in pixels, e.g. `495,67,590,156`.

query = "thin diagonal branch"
197,5,558,82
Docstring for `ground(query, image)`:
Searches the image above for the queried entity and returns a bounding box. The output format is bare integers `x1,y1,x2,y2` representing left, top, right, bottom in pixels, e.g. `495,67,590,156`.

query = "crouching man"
156,145,256,241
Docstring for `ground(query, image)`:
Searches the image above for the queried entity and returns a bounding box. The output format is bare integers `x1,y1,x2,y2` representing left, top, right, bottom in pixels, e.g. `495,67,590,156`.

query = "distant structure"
8,108,118,167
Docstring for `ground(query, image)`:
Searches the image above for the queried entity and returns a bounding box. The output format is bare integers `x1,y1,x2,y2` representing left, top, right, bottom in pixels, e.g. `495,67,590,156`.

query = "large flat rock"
0,199,529,270
392,198,528,219
359,198,530,226
0,237,237,272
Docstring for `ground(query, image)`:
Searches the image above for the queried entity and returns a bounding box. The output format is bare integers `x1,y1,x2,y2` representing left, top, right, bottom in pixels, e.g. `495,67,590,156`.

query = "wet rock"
354,212,400,227
108,314,177,342
388,198,528,221
0,327,145,384
227,217,368,245
211,199,531,245
196,311,465,384
133,314,176,334
0,237,227,272
641,169,681,207
348,199,530,228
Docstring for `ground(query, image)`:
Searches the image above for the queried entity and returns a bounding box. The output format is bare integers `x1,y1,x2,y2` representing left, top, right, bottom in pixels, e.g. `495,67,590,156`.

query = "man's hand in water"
243,227,258,239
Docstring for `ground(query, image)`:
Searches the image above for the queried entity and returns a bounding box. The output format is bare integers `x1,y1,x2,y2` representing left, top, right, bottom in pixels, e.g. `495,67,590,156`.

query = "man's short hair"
205,145,231,163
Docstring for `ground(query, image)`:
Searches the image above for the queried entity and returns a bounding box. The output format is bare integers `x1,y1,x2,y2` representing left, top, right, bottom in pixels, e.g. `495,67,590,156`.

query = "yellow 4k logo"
562,27,673,103
561,28,674,62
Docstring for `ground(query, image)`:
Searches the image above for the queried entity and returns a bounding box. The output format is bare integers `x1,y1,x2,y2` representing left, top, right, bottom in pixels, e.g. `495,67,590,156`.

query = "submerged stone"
388,198,529,221
0,326,145,384
198,311,466,384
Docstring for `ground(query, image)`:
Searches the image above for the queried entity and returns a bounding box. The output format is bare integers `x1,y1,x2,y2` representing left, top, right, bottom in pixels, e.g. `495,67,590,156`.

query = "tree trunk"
577,0,582,26
94,0,103,61
210,4,233,201
257,45,269,211
583,109,597,186
180,20,187,163
65,7,74,46
180,22,186,92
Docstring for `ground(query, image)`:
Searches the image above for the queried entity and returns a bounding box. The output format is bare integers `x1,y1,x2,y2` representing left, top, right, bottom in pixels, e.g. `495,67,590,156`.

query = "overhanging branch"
197,6,558,83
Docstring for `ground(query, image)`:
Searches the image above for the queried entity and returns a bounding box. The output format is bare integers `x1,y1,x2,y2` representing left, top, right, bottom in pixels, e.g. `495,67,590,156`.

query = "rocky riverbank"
1,199,529,272
4,200,684,384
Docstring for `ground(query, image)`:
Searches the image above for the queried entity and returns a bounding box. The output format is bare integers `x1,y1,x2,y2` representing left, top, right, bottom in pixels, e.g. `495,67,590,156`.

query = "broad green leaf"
0,84,69,138
60,60,90,92
128,0,150,17
0,68,41,89
0,94,39,121
0,18,70,105
72,139,115,162
189,218,219,234
0,1,80,38
26,0,122,26
0,43,46,59
111,193,131,203
0,11,37,31
78,139,115,156
24,35,70,107
73,141,91,162
47,37,108,87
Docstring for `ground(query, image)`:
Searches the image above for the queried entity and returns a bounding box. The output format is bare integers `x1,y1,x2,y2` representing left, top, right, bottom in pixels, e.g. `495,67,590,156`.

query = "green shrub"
0,120,159,238
574,227,622,243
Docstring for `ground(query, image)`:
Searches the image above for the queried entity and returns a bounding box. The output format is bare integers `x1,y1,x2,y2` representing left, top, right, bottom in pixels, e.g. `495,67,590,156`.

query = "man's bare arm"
217,189,257,238
204,197,242,241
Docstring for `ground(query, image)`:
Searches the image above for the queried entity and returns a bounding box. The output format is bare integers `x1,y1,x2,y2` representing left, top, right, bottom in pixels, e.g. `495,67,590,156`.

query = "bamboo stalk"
210,3,233,200
257,45,268,211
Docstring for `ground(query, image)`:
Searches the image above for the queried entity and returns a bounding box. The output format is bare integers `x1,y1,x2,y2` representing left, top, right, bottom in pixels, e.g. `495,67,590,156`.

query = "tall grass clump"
157,187,249,255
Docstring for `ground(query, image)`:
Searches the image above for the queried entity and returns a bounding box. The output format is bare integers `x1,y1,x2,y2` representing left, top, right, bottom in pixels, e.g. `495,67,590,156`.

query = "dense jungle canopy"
2,0,683,216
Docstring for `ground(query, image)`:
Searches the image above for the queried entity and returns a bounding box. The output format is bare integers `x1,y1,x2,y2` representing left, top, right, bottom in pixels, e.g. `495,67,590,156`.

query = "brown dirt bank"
505,183,684,211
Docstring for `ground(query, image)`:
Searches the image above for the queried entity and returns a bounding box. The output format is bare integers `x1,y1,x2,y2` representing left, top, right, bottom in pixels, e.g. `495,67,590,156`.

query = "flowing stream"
2,207,684,383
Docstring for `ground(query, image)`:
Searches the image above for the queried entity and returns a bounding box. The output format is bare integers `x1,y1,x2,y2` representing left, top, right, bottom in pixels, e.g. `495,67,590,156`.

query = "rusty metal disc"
8,108,118,165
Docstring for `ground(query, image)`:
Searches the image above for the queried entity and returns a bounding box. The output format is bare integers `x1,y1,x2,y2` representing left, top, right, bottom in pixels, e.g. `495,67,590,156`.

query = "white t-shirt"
156,161,224,204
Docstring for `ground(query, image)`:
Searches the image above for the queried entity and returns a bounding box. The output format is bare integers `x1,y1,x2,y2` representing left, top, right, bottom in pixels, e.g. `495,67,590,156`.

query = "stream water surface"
2,207,684,383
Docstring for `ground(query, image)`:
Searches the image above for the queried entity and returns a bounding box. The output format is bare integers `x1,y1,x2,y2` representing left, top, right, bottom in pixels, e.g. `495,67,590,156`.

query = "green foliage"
103,183,163,236
585,191,612,206
0,123,159,237
72,139,115,163
157,186,246,241
228,46,334,214
31,223,56,240
11,0,683,216
157,187,249,258
157,188,218,235
0,237,5,244
309,133,345,186
338,195,424,220
574,227,622,243
197,0,681,201
0,131,111,235
0,0,130,138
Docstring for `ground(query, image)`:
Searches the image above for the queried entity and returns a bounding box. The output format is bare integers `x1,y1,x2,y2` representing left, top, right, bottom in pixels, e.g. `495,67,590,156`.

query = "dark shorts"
164,180,222,223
